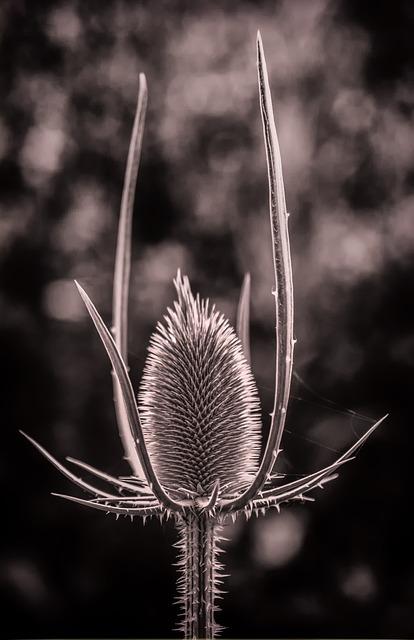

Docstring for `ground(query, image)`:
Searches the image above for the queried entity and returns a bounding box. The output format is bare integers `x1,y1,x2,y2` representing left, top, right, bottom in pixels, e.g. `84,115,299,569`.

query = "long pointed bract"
66,456,154,495
91,496,158,504
223,31,294,513
252,458,352,508
204,480,220,511
52,493,163,517
237,273,251,365
75,282,183,513
260,414,387,499
261,460,351,500
112,74,148,480
20,431,117,499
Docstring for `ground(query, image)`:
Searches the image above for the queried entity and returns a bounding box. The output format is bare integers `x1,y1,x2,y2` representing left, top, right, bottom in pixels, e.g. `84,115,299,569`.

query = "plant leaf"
112,74,148,480
75,281,184,513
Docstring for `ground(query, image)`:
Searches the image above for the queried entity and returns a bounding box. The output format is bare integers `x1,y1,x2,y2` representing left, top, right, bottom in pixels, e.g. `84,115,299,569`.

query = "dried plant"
22,33,386,639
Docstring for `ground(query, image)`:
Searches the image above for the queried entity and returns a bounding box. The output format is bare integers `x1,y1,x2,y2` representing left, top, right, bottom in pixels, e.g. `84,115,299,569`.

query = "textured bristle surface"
138,272,262,496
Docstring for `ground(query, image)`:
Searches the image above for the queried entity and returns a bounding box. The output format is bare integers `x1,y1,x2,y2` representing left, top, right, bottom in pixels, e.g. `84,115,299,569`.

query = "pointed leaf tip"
74,280,85,298
139,72,147,90
257,30,265,60
74,280,84,299
237,273,252,365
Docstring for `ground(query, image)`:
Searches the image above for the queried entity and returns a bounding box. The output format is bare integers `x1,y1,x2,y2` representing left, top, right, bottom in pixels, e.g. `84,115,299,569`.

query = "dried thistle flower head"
22,32,387,640
139,271,261,496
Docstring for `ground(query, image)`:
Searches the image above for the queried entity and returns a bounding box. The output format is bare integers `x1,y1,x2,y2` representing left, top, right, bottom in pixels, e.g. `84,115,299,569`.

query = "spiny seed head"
138,271,262,497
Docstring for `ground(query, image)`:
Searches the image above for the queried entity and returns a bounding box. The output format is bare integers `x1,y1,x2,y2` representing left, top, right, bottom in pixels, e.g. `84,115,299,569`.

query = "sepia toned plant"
22,33,386,639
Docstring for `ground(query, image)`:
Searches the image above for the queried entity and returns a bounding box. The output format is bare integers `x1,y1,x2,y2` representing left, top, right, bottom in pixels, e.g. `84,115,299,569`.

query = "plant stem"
177,513,220,639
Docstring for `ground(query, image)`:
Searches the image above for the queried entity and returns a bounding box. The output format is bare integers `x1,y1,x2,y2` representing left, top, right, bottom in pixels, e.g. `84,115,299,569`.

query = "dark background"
1,0,413,638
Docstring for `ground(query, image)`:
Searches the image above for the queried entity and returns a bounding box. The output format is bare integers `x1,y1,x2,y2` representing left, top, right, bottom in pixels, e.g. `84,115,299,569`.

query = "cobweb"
256,368,379,481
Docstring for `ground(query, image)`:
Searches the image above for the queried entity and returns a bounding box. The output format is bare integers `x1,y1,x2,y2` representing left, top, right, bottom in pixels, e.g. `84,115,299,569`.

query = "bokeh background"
1,0,413,638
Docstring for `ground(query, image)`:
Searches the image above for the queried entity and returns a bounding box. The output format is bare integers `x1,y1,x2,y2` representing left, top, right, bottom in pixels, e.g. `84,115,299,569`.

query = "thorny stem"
177,515,222,639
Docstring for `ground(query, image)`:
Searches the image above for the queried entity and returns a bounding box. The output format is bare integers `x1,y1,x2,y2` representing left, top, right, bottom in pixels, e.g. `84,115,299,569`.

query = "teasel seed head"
138,271,262,498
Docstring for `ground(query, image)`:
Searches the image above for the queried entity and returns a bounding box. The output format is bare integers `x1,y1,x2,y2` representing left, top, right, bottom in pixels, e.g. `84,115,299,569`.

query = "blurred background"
1,0,413,637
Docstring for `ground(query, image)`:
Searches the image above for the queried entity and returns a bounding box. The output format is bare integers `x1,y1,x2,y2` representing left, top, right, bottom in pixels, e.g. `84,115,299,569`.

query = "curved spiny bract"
52,492,163,518
66,456,153,494
112,74,148,481
20,431,118,500
222,31,294,514
138,271,262,497
75,281,185,514
237,273,251,365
